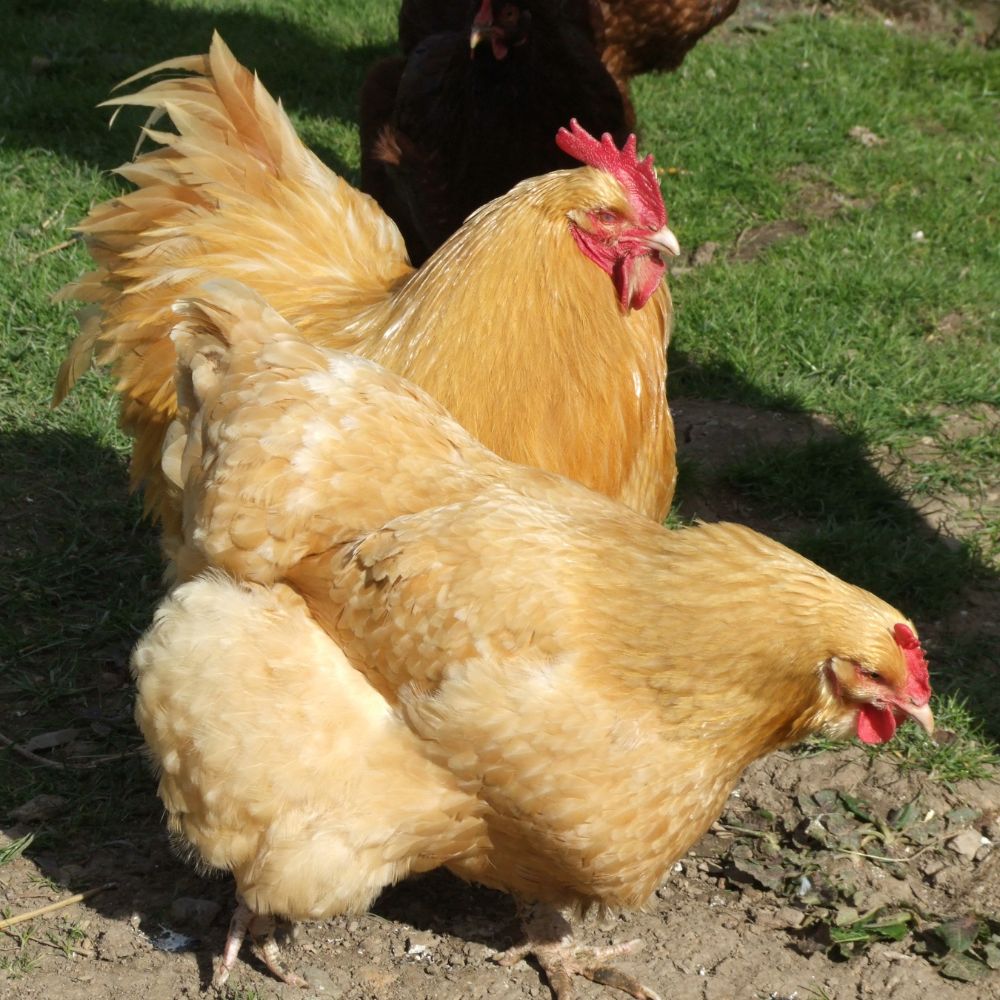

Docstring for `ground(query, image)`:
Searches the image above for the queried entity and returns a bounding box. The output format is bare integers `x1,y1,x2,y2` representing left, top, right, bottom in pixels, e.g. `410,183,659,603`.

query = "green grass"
645,17,998,431
887,693,999,784
0,0,997,863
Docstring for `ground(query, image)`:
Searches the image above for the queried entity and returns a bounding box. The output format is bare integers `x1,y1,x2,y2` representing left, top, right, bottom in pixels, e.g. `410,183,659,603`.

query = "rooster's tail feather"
54,32,410,533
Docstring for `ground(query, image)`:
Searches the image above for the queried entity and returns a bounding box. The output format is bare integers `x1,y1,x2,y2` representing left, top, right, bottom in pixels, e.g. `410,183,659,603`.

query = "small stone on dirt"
301,964,352,994
930,864,964,889
23,728,79,752
406,931,435,955
947,829,986,861
775,906,806,928
10,793,68,823
95,924,140,961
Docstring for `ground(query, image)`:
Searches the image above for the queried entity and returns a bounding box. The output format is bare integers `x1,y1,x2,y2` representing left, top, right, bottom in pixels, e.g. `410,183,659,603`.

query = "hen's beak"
470,24,490,51
899,700,935,736
647,226,680,260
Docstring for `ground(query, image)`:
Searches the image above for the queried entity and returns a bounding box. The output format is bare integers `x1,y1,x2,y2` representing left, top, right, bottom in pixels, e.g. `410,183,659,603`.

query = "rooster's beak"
647,226,680,260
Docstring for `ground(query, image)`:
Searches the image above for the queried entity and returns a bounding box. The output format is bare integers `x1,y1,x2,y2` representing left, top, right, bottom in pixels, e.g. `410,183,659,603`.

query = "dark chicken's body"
361,0,631,263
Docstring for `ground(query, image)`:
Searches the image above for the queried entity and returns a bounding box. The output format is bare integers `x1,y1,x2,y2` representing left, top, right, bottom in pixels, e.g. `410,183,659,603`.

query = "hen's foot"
213,899,307,989
494,902,661,1000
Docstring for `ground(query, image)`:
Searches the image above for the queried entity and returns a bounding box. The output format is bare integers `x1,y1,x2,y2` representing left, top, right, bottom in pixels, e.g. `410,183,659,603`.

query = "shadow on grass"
0,429,178,928
3,0,395,178
670,350,1000,745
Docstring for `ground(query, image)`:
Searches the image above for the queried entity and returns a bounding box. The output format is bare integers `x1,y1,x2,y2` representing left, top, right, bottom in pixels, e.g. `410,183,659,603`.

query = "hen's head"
826,621,934,744
556,120,679,312
470,0,531,60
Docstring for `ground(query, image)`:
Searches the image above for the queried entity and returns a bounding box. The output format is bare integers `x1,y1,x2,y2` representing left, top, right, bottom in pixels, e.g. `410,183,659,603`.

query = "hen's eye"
862,669,882,682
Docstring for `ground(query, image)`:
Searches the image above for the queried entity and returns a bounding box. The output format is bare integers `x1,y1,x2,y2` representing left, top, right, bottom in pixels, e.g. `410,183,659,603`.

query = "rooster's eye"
596,210,618,225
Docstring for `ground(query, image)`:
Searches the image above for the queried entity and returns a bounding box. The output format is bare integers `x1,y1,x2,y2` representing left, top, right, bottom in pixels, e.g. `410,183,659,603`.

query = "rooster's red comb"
556,119,665,228
893,622,931,704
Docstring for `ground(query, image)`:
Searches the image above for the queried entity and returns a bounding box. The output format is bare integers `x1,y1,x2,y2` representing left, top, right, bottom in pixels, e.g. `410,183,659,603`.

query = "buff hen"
131,280,934,996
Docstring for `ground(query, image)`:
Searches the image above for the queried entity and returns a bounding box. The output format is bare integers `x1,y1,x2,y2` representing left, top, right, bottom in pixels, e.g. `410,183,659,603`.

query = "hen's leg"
494,901,661,1000
212,900,250,988
212,897,307,989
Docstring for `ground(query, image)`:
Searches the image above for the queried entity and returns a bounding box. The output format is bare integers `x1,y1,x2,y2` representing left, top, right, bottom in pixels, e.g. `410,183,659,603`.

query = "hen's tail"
168,279,327,423
55,32,410,533
159,280,330,573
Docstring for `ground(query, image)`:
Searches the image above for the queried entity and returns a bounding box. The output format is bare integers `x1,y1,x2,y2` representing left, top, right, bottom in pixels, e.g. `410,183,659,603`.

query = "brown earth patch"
3,748,997,999
731,220,810,262
725,0,999,48
872,403,1000,569
670,397,840,538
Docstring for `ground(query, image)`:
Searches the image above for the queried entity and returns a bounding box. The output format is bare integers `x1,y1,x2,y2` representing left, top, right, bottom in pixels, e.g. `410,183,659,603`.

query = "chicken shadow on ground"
5,0,395,180
668,351,1000,746
0,418,537,985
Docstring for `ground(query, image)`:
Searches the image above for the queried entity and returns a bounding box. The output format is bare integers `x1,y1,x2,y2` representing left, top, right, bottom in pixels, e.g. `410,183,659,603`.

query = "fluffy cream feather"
132,572,486,921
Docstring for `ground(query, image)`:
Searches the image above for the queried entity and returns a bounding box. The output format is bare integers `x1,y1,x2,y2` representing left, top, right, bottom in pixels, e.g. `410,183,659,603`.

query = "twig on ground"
0,730,140,770
0,883,116,931
831,842,940,864
27,237,78,262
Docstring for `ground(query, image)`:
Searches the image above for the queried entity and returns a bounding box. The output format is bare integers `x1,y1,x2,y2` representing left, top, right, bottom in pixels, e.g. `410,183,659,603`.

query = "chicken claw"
213,898,307,989
494,902,662,1000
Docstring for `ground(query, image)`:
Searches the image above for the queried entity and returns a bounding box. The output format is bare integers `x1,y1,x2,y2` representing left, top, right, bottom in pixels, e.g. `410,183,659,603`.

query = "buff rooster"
131,280,934,997
55,33,678,571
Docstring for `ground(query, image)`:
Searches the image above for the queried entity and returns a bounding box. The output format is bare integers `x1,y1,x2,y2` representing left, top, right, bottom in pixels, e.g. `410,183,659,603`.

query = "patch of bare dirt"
728,0,999,48
731,220,810,263
677,179,872,269
671,398,839,539
2,749,997,999
851,0,999,46
779,165,878,220
671,168,875,272
927,311,972,342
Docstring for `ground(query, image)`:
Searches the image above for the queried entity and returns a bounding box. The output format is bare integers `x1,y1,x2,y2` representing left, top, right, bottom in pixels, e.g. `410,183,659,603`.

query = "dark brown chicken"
360,0,631,264
387,0,741,116
599,0,740,86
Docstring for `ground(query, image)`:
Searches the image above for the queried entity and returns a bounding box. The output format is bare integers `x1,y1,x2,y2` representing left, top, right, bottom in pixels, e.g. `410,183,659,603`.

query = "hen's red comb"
893,622,931,704
556,119,665,228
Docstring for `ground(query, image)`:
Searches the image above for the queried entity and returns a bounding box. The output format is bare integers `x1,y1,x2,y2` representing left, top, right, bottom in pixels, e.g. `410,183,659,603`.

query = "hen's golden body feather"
133,575,486,921
57,33,674,560
135,283,930,995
